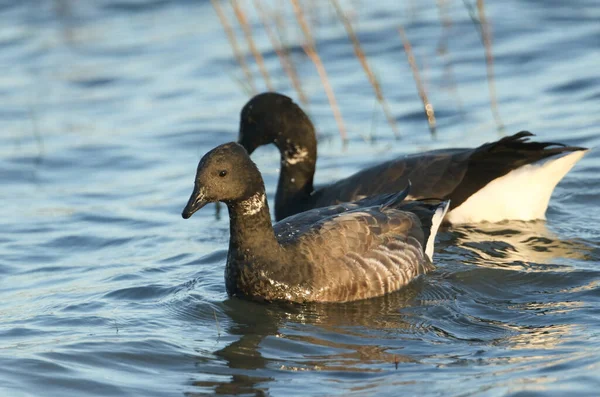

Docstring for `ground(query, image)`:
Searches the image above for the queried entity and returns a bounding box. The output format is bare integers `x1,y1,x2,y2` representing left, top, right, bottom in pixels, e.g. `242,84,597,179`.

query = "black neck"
227,191,279,254
273,110,318,221
275,144,317,221
275,164,315,221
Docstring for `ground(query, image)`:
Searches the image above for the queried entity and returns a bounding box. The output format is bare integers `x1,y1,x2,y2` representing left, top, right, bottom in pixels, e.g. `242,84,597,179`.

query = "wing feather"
289,207,431,302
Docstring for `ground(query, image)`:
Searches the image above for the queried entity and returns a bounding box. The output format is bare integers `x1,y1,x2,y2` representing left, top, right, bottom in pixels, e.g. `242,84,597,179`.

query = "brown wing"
289,206,432,303
273,188,412,241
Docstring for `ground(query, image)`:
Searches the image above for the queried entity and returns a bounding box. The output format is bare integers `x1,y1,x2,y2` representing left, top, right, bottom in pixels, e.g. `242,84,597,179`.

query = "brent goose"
182,142,449,303
237,92,588,223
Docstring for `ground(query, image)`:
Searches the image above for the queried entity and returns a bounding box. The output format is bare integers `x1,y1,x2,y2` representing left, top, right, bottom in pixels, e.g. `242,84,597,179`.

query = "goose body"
238,92,588,223
182,142,448,303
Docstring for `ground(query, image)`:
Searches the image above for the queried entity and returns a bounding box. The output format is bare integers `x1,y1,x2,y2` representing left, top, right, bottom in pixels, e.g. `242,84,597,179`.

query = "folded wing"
278,203,437,303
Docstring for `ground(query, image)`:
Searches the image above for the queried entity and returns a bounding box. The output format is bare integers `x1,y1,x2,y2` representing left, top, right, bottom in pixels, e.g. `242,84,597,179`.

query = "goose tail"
425,200,450,262
446,148,589,224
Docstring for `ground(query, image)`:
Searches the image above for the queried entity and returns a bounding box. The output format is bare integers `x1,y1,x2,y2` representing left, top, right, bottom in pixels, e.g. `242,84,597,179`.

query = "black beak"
182,185,209,219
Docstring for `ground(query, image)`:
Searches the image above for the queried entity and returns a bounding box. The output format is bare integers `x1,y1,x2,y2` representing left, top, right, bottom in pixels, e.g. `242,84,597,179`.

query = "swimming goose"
181,142,449,303
237,92,588,224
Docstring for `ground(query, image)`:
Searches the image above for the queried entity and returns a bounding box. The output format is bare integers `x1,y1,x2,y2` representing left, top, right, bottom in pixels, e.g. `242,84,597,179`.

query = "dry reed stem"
397,26,436,134
54,0,76,47
477,0,503,130
272,1,287,44
436,0,464,116
461,0,482,40
210,0,257,94
213,309,221,337
253,0,308,106
230,0,274,91
330,0,399,138
290,0,347,143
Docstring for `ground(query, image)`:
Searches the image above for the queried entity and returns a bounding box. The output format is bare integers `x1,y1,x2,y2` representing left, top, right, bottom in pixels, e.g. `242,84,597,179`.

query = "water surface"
1,1,599,396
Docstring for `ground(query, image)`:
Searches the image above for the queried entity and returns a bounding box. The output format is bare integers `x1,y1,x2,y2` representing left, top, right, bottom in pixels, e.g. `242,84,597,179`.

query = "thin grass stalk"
210,0,257,94
273,1,287,44
330,0,399,138
436,0,464,116
477,0,503,130
253,0,308,106
27,102,45,164
230,0,273,91
398,26,436,134
213,309,221,337
461,0,482,40
54,0,76,47
290,0,347,143
271,4,296,96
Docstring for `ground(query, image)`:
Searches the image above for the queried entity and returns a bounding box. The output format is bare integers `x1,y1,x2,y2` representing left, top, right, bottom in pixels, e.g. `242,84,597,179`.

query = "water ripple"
1,0,599,396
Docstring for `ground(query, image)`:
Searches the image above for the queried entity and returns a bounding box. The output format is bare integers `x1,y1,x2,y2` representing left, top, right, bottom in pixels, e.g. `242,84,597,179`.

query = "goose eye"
219,170,228,177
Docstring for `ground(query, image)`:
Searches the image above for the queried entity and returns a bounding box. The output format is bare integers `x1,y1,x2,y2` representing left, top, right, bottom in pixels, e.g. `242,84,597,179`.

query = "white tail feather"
425,200,450,261
445,150,588,224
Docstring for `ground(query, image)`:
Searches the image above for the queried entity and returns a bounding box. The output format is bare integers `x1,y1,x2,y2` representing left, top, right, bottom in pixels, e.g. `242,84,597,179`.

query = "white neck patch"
285,147,309,165
240,192,266,216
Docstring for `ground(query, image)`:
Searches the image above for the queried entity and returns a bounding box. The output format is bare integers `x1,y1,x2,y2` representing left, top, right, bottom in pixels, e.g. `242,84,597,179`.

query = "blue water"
1,0,599,396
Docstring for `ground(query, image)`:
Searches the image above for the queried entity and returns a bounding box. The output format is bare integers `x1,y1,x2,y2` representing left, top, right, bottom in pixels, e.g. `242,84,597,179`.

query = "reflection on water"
505,323,575,351
1,0,600,396
449,220,591,268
